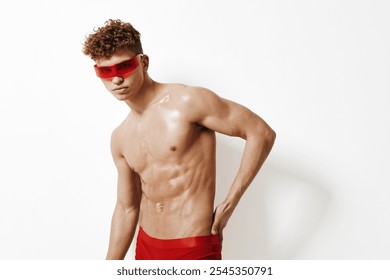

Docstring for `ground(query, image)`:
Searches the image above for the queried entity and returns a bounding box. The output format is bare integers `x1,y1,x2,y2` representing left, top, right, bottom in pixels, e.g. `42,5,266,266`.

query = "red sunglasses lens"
94,66,113,78
94,56,140,78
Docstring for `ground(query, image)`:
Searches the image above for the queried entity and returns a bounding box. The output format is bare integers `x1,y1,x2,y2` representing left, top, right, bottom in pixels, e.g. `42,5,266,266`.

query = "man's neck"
125,76,159,114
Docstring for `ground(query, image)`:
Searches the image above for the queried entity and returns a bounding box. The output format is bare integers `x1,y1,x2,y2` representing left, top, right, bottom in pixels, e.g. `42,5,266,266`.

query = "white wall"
0,0,389,259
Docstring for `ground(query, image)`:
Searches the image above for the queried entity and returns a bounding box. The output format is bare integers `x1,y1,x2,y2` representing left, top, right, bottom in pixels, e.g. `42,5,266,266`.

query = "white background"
0,0,389,260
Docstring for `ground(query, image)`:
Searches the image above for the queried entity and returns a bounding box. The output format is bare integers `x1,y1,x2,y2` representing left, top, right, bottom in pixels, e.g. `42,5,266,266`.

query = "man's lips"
112,86,128,92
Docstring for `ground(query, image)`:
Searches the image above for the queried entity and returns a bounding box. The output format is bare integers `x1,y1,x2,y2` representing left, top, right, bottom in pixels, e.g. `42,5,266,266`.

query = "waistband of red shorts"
138,227,220,249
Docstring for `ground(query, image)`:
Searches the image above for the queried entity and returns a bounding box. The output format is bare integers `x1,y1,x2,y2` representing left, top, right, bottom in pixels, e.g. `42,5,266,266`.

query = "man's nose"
112,76,124,85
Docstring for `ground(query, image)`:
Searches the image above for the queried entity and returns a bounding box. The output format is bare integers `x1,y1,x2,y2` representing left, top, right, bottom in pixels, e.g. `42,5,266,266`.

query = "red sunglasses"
94,54,141,79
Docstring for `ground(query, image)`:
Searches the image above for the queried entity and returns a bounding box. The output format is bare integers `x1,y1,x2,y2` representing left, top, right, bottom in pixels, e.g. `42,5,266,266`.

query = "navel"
156,202,164,212
170,146,177,152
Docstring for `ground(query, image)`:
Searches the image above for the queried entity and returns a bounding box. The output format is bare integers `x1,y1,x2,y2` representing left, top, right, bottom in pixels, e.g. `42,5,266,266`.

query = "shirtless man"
83,19,276,260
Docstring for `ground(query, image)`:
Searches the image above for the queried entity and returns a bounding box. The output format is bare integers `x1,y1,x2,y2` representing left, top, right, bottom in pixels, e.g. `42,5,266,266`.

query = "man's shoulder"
167,84,215,107
161,85,219,124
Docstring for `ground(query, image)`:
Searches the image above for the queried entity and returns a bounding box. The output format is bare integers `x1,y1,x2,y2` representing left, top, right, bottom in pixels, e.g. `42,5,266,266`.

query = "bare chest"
121,109,201,173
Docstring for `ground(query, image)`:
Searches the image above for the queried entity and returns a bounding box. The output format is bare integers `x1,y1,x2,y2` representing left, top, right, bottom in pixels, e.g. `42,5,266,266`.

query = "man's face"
94,49,146,101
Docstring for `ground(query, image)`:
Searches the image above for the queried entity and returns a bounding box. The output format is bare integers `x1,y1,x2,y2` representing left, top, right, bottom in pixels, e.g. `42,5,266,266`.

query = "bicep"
188,88,270,139
115,158,141,209
111,130,141,210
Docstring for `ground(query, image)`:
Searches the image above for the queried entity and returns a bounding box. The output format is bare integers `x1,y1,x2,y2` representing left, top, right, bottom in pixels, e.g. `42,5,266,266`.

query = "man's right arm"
106,128,141,260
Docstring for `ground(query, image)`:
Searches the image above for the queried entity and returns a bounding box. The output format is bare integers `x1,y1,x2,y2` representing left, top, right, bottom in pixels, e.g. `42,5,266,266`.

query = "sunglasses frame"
94,54,142,79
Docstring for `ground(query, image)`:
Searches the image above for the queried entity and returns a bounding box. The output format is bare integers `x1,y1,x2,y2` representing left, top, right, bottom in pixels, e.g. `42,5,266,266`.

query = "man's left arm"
183,87,276,241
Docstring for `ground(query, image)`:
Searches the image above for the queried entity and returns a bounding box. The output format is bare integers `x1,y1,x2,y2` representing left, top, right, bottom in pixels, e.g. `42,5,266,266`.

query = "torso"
119,84,216,239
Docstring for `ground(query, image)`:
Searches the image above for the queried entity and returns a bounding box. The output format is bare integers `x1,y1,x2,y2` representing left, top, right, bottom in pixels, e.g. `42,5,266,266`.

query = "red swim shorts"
135,227,222,260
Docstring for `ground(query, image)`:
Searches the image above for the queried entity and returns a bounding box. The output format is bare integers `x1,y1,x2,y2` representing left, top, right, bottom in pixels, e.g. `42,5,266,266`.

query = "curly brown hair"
83,19,143,60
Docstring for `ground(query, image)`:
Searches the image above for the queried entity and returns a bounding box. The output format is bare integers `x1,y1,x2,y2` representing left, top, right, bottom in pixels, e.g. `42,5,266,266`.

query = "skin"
97,49,276,259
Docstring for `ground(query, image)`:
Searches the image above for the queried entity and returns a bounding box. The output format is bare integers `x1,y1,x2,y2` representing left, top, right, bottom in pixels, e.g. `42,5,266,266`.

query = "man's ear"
141,54,149,71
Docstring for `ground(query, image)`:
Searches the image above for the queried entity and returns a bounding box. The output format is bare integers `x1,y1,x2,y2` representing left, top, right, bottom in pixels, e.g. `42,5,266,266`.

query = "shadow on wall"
215,137,332,259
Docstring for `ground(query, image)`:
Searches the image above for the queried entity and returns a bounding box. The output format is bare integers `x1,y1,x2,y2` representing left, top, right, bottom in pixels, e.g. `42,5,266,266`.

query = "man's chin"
113,92,131,101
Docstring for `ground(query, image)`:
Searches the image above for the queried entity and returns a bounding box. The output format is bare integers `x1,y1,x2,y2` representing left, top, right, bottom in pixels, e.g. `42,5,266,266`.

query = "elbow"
242,116,276,150
267,127,276,146
253,123,276,150
116,202,140,216
125,206,140,216
263,127,276,151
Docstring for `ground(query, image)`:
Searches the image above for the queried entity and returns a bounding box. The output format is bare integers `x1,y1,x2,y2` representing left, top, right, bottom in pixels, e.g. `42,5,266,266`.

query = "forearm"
225,127,276,208
211,127,275,237
106,204,139,260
